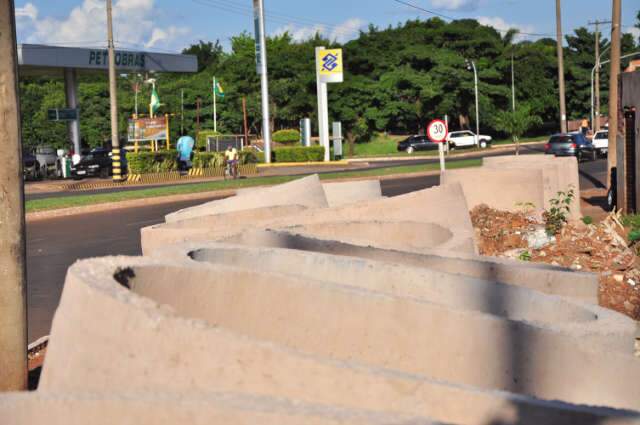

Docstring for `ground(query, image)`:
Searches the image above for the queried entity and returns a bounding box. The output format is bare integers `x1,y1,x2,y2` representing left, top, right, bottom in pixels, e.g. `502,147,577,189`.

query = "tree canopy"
18,13,640,149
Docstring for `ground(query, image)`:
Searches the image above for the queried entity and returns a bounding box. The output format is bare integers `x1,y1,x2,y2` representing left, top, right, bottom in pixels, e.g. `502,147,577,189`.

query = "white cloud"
274,18,365,44
477,16,536,40
15,2,38,20
627,27,640,41
16,0,190,51
430,0,479,11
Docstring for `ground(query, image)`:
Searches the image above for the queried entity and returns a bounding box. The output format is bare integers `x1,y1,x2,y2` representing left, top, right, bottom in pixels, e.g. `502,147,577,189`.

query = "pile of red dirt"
471,204,640,320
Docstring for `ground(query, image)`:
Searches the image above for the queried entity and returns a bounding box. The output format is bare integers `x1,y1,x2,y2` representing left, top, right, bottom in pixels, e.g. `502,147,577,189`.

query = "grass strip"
26,159,481,213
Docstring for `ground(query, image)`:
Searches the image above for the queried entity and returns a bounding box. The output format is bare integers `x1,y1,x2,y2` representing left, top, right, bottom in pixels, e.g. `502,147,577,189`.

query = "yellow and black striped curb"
61,164,259,192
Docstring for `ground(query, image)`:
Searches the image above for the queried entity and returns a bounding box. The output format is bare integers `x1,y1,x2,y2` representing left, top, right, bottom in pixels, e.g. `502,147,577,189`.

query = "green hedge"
127,150,258,174
273,129,300,145
257,146,325,163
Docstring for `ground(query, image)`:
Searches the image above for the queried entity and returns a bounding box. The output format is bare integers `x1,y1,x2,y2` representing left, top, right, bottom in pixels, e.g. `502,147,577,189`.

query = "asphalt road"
25,142,545,201
25,152,607,342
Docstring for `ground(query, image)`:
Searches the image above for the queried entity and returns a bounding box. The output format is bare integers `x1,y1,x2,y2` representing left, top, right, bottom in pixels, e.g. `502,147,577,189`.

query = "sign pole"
253,0,272,163
427,119,448,173
315,46,344,162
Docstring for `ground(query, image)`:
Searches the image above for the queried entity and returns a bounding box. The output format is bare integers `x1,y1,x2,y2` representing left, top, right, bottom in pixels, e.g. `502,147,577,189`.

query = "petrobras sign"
88,50,146,68
316,48,343,84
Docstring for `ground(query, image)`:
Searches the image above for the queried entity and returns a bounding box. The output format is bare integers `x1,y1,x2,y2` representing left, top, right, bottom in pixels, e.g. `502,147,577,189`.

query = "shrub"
126,149,257,174
273,129,301,145
274,146,325,162
543,187,575,235
126,151,177,174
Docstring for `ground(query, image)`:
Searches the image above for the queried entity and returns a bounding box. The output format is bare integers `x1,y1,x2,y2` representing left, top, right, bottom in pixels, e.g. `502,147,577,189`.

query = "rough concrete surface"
0,392,446,425
7,164,637,423
226,228,600,304
482,155,582,220
441,167,546,213
33,257,640,423
165,174,328,223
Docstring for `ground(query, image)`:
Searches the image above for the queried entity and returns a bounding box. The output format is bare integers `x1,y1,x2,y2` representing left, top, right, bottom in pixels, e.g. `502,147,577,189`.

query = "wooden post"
165,113,170,150
0,0,28,391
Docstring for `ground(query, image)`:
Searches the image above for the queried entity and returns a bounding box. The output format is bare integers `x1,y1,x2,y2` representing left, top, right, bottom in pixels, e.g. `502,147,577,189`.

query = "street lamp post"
465,59,480,146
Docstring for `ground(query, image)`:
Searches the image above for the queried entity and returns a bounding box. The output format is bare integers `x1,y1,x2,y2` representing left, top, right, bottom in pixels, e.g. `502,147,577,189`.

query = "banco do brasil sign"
88,50,146,68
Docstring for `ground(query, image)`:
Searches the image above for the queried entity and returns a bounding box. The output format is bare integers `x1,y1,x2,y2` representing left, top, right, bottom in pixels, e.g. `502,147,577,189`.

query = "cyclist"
224,145,239,179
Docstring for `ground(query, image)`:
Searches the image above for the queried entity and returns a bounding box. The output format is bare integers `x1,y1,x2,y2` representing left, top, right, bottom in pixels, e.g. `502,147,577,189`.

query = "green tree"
493,104,542,154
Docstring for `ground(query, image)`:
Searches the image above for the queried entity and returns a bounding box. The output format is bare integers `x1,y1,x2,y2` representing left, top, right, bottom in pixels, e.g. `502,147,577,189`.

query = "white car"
447,130,492,149
592,130,608,156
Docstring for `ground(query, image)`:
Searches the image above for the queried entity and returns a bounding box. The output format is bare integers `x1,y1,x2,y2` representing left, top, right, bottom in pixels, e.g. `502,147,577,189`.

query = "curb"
348,141,545,163
257,160,350,168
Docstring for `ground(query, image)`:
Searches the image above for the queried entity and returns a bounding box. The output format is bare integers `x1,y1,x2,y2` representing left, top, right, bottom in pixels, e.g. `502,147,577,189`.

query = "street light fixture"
465,59,480,147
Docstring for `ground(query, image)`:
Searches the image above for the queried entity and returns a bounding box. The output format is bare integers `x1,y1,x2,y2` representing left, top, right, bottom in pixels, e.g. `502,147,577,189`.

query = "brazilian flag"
214,79,225,99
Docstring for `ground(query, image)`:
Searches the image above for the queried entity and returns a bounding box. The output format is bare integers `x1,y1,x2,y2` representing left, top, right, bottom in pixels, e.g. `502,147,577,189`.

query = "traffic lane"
380,174,439,197
25,143,545,201
578,158,607,190
26,196,225,341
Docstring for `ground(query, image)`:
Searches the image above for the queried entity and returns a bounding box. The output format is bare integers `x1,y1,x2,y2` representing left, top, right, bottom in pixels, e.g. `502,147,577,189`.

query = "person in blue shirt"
176,135,195,171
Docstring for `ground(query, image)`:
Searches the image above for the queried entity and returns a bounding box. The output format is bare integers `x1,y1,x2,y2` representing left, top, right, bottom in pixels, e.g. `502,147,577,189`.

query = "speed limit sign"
427,119,448,143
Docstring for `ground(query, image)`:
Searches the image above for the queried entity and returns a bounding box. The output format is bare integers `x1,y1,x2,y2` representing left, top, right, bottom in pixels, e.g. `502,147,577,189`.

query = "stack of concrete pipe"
3,156,640,425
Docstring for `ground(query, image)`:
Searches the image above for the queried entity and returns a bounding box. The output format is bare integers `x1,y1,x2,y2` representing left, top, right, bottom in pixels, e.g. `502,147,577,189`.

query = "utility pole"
589,19,612,132
555,0,567,133
511,51,519,155
607,0,621,188
196,96,201,140
0,0,28,391
180,89,184,135
106,0,122,182
253,0,272,162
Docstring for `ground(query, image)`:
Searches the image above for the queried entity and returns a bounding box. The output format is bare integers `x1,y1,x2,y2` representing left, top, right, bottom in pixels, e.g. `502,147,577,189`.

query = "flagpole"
213,76,217,133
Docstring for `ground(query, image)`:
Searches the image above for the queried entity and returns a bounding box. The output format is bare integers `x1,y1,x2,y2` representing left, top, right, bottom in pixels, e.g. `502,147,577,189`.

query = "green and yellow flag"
150,87,161,116
213,79,225,99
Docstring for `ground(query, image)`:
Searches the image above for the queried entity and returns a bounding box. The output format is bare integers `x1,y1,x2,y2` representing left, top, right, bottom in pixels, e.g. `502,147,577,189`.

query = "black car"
397,135,440,154
71,148,127,179
23,151,41,180
544,133,597,162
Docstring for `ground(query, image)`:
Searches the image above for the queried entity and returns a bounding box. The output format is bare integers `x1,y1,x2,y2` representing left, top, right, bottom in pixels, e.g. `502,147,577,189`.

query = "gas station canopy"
16,44,198,154
17,44,198,76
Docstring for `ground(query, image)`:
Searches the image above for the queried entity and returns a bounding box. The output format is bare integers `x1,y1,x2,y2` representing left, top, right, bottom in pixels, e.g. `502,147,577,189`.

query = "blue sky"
14,0,640,52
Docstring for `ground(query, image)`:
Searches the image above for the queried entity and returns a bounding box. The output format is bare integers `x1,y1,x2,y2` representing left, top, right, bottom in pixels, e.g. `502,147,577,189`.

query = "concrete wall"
40,257,640,412
165,174,328,223
440,167,546,212
154,243,633,350
483,155,581,220
143,183,477,256
238,180,384,208
226,228,600,304
33,257,640,424
0,392,444,425
322,180,383,207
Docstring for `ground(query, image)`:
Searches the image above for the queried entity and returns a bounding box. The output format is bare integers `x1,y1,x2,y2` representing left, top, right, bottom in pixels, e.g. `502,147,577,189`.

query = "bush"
127,149,258,174
126,151,178,174
274,146,324,162
273,129,301,145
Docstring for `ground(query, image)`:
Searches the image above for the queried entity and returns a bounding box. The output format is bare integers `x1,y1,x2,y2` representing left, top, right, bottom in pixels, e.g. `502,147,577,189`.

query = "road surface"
25,155,607,341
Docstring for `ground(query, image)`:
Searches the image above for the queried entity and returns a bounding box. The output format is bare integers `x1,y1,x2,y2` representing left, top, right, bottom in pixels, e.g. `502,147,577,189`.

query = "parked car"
592,130,609,156
397,135,440,154
23,151,41,181
71,148,127,179
544,133,597,161
34,145,59,178
447,131,492,149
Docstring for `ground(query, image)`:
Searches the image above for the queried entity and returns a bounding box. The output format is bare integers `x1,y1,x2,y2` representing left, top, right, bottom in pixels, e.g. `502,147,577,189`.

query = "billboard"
316,48,343,84
127,117,167,142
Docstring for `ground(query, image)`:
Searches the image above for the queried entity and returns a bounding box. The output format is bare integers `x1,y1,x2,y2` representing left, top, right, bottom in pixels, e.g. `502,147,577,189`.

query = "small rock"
526,228,556,250
628,279,637,287
614,274,624,283
571,264,583,271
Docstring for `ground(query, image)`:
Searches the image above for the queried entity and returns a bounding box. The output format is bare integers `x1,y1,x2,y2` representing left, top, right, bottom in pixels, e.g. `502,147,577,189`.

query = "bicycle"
224,160,239,180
